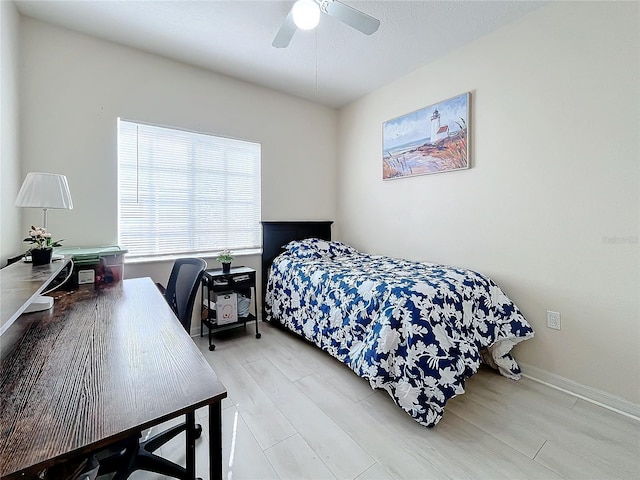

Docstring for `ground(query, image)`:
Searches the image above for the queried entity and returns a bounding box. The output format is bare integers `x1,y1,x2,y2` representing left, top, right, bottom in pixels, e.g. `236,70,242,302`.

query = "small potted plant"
216,249,234,273
23,225,64,266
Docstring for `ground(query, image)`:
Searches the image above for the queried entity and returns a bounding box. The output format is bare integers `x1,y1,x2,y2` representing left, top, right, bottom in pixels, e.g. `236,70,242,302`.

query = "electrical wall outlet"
547,310,561,330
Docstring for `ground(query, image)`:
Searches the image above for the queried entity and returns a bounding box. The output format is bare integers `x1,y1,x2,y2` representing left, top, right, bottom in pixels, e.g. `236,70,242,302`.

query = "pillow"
283,238,329,259
327,241,359,258
283,238,358,259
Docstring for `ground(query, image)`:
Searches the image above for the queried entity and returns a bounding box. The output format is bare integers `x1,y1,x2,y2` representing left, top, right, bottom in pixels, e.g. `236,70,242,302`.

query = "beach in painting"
383,128,467,178
383,93,469,179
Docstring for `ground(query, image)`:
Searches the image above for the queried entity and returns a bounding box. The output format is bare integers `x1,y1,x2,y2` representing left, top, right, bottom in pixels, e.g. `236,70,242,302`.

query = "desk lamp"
15,172,73,312
15,172,74,230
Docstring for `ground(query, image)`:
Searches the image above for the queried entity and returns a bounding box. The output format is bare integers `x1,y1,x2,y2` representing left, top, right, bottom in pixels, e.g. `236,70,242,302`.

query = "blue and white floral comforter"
265,239,534,427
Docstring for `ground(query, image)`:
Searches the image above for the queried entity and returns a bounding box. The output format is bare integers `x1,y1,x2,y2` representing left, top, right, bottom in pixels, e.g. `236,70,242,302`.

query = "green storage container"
55,246,128,287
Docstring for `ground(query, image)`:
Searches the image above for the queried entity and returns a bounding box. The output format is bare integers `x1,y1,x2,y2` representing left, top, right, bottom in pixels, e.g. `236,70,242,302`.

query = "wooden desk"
0,277,227,480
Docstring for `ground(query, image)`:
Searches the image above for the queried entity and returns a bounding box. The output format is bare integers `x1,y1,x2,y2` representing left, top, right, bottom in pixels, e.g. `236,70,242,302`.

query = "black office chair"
97,257,207,480
163,257,208,332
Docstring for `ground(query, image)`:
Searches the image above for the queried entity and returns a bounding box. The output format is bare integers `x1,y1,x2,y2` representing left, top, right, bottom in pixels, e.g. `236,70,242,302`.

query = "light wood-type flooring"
128,321,639,480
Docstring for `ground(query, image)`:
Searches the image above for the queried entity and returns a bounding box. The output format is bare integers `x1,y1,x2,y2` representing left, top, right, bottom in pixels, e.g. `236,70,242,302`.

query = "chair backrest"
164,258,207,332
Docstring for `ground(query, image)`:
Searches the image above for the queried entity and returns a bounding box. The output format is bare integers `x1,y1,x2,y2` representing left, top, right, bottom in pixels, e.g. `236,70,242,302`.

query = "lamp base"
24,295,54,313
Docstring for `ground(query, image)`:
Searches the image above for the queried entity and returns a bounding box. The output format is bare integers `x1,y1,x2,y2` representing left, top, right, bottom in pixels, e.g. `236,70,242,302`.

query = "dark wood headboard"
261,221,333,319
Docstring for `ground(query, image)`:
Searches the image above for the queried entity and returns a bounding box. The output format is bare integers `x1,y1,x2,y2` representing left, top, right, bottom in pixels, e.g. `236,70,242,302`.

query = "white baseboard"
519,362,640,421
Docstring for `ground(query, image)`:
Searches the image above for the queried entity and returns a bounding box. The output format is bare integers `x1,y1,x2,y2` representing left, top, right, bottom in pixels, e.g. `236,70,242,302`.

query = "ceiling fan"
272,0,380,48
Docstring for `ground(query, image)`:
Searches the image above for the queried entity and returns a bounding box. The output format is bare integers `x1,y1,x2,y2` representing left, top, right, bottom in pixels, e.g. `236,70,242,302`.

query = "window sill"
125,248,262,265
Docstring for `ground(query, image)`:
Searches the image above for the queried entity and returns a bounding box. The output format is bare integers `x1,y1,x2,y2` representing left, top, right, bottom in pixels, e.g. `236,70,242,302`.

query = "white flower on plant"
216,249,234,263
23,226,63,250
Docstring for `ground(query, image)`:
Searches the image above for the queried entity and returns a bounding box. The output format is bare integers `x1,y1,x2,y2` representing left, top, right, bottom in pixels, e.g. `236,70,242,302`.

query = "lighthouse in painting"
430,108,449,144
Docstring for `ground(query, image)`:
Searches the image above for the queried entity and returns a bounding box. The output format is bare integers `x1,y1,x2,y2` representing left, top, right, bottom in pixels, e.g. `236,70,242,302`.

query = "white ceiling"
14,0,546,108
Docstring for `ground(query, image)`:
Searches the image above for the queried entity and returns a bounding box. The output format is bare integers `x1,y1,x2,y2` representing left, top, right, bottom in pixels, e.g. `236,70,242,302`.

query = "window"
118,119,261,260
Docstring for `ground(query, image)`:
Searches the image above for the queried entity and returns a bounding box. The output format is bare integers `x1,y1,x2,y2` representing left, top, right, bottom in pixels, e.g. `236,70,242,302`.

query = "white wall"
18,17,337,289
0,0,22,266
9,2,639,409
337,1,639,405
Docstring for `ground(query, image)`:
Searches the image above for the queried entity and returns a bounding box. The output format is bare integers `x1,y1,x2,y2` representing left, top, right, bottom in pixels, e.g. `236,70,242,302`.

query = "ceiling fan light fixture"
292,0,320,30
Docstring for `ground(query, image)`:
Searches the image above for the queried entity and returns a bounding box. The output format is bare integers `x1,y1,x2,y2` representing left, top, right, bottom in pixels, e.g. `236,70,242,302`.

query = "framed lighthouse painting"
382,92,470,180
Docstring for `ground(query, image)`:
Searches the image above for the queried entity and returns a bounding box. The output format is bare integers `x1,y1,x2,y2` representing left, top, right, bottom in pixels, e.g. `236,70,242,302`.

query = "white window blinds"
118,119,261,259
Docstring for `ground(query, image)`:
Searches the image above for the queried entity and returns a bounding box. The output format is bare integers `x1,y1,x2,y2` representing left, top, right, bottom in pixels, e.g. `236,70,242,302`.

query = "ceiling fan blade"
324,0,380,35
272,11,297,48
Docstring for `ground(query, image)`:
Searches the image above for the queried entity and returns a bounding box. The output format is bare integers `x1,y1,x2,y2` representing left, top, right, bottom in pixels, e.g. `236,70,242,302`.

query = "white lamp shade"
292,0,320,30
15,172,73,210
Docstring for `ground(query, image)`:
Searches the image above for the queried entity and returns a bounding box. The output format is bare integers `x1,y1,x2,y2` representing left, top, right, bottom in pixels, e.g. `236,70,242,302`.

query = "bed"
261,221,534,427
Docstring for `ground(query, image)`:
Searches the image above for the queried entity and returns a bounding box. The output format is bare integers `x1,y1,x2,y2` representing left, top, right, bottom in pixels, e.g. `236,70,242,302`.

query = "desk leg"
209,402,222,480
185,411,197,479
